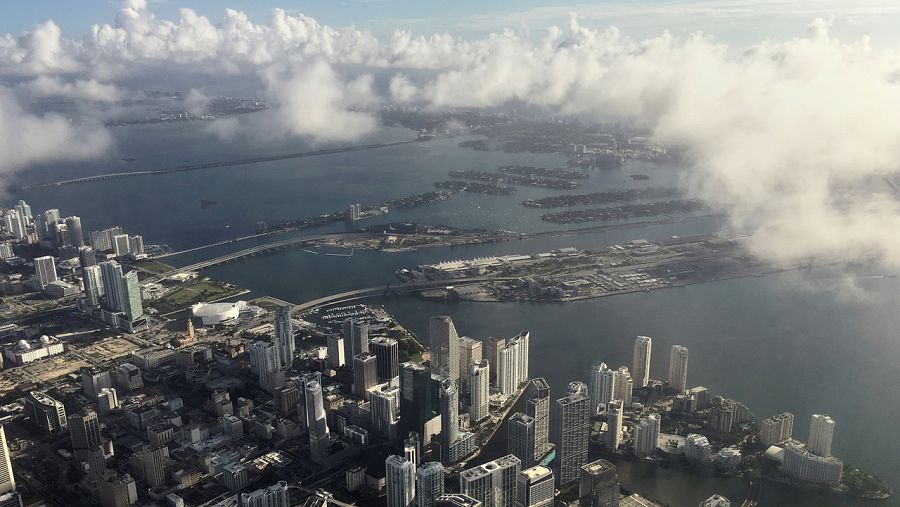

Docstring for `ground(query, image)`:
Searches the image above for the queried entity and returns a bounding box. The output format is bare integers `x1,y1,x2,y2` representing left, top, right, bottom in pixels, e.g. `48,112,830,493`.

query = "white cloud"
20,76,123,102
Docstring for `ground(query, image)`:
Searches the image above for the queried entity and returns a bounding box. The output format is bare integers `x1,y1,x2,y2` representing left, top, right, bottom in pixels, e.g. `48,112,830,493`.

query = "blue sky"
5,0,900,46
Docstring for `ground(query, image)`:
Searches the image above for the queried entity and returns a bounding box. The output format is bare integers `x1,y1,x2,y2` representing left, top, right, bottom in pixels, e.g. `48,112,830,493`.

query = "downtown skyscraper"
667,345,689,393
274,305,295,369
632,336,652,388
555,382,590,485
429,316,460,381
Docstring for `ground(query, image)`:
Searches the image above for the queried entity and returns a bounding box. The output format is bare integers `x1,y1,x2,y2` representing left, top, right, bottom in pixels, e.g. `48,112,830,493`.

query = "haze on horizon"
3,0,900,272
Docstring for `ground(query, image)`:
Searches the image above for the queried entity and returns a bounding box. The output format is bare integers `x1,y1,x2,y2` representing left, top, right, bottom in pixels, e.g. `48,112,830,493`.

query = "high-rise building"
495,332,530,396
326,335,345,369
634,414,660,457
24,391,67,433
400,362,437,437
440,378,459,455
121,270,143,321
605,400,623,452
343,319,369,359
141,445,167,487
241,481,290,507
613,367,633,407
0,244,12,260
97,472,137,507
386,455,416,507
808,414,835,457
70,408,102,450
128,235,144,255
632,336,652,388
222,463,249,491
83,265,104,307
304,377,330,465
578,459,619,507
459,337,483,392
525,378,551,460
249,341,279,392
416,462,445,507
113,234,131,257
274,306,295,369
79,246,97,268
508,413,536,468
699,495,731,507
371,337,400,383
35,209,59,243
99,260,125,312
370,385,401,439
589,362,616,414
65,216,84,247
82,367,112,398
459,455,521,507
353,353,378,399
430,316,460,381
33,256,57,290
667,345,689,393
405,432,421,467
684,434,712,463
782,442,843,485
4,211,25,241
469,360,490,424
515,466,554,507
15,201,31,221
98,388,120,413
759,412,794,447
0,427,15,494
114,363,143,392
555,382,590,485
485,336,505,384
436,495,483,507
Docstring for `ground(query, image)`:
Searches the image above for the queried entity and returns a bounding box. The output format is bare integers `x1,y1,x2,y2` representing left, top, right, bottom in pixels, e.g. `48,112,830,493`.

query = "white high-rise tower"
808,414,835,457
632,336,652,388
667,345,689,393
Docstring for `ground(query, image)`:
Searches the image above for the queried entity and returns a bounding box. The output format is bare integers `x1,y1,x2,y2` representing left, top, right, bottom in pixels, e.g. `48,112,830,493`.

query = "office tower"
508,413,536,468
459,337,482,391
440,378,459,454
326,336,345,368
589,362,616,414
249,341,279,392
113,234,131,257
436,495,483,507
404,432,421,466
222,463,249,491
343,319,369,359
79,246,97,268
122,270,143,321
632,336,652,388
556,381,590,485
430,316,460,381
613,367,633,407
808,414,835,457
83,265,104,306
114,363,143,392
469,360,490,424
460,455,521,507
353,353,378,399
82,367,112,398
241,481,290,507
98,472,137,507
34,256,57,290
98,388,120,413
525,378,551,459
304,377,330,465
274,305,295,369
371,337,400,382
485,336,505,384
128,235,144,255
273,384,299,417
141,445,167,487
0,427,14,494
667,345,689,392
578,459,619,507
24,391,67,433
99,260,125,312
605,400,623,451
65,216,84,247
417,462,444,507
699,495,731,507
516,466,554,507
70,408,102,450
370,384,401,439
759,412,794,447
386,455,416,507
684,434,712,463
400,362,437,437
634,414,660,457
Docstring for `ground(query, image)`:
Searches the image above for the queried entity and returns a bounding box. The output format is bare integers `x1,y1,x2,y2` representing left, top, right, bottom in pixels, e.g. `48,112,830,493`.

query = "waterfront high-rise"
440,378,460,455
605,400,623,452
430,316,460,381
508,413,537,468
241,481,290,507
515,465,554,507
496,332,529,396
589,362,615,414
326,335,345,369
274,305,295,369
759,412,794,447
24,391,67,433
634,414,660,457
304,377,330,465
468,360,490,424
555,381,590,485
632,336,652,388
613,367,633,407
525,378,551,460
782,441,843,485
34,256,57,290
83,265,104,307
343,319,370,359
459,454,521,507
65,216,84,247
370,384,401,439
459,336,483,392
667,345,689,393
386,455,416,507
371,337,400,383
578,459,619,507
416,461,445,507
0,426,14,494
353,353,378,399
684,434,712,463
808,414,835,457
485,336,506,384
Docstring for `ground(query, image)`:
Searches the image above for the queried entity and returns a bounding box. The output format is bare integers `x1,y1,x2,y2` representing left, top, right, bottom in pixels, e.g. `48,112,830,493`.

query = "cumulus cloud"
20,76,124,102
0,87,111,177
184,88,210,115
